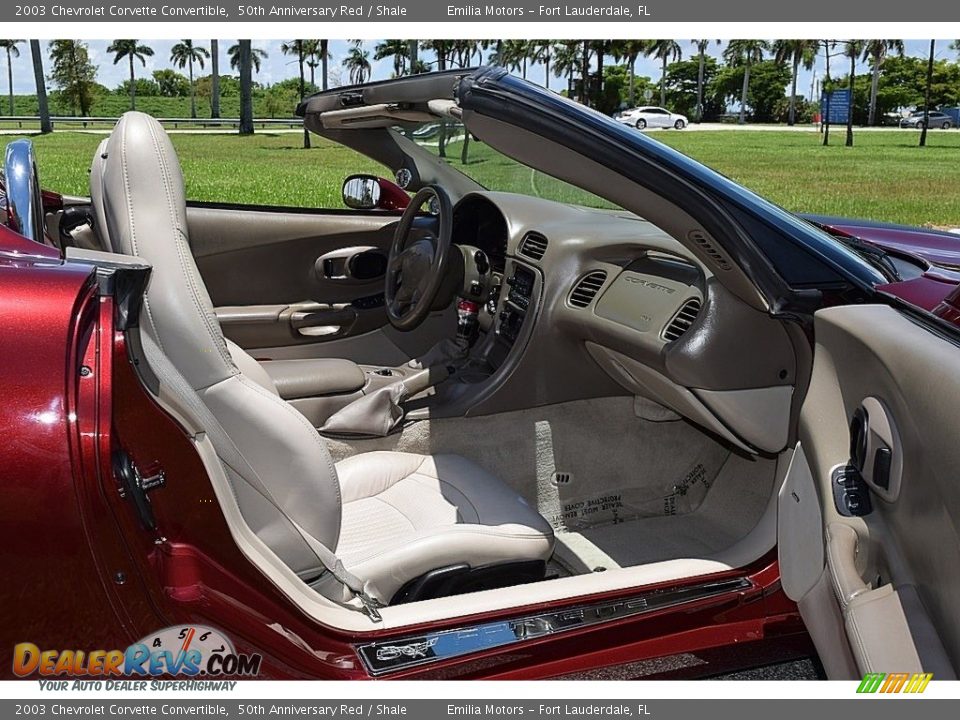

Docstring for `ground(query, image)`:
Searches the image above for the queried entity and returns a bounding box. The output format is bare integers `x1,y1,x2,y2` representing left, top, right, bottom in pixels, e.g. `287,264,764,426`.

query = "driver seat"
89,138,368,417
92,111,554,607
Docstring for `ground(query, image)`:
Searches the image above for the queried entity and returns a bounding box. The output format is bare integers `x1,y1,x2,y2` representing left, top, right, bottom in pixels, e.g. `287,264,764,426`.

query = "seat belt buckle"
357,591,384,623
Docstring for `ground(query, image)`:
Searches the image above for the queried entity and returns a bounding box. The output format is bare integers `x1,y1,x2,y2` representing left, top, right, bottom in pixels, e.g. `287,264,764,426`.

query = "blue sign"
820,89,851,124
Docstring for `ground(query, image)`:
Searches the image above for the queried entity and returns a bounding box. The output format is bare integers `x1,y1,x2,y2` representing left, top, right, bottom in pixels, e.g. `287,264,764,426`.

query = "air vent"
519,232,548,261
662,298,702,341
687,230,732,271
568,271,607,308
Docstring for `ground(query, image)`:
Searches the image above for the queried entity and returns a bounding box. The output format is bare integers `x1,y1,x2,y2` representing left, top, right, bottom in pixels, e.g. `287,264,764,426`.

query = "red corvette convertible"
2,68,959,681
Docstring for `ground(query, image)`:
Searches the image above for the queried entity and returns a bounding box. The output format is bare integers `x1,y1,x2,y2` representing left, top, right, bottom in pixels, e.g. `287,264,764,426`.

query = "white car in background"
616,106,688,130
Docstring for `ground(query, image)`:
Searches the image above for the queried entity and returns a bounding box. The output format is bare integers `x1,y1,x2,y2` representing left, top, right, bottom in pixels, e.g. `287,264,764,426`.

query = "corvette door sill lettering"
356,577,752,675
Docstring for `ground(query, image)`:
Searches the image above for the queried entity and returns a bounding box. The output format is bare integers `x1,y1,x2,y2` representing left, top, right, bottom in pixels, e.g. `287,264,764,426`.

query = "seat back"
93,112,342,575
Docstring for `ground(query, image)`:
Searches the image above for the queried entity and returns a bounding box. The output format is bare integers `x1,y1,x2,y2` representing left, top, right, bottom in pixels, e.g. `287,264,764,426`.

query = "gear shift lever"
456,298,481,348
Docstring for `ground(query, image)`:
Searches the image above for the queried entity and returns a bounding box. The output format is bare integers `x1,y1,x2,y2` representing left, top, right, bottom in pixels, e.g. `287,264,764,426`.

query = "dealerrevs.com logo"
13,625,261,685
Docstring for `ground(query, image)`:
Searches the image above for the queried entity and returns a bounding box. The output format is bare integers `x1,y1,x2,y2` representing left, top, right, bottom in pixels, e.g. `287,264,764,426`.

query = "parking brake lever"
319,365,451,438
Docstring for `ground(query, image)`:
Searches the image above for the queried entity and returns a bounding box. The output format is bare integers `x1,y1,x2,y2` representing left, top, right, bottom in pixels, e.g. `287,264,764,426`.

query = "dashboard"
447,190,799,456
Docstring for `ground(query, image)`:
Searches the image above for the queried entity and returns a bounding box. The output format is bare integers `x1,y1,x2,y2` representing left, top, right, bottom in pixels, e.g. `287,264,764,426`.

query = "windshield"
401,120,619,210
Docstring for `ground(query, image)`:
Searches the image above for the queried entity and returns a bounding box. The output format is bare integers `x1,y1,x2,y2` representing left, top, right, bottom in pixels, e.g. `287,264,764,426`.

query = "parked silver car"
615,106,688,130
900,111,954,129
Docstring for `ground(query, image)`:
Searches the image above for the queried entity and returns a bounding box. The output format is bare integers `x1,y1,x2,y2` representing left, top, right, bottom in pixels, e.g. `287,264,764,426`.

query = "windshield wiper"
834,235,901,282
804,219,901,282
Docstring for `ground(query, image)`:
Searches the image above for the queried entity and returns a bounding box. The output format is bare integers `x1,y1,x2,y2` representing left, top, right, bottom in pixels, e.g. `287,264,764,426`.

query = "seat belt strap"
138,331,383,621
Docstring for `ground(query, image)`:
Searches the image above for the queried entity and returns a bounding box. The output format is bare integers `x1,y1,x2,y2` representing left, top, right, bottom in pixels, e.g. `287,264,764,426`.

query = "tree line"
1,38,957,141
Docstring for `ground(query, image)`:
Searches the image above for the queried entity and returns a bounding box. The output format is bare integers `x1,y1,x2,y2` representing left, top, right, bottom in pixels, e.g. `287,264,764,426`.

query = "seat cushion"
333,451,554,603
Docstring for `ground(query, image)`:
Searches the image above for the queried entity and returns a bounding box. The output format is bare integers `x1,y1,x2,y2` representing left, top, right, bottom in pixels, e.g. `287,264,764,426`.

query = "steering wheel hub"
385,185,453,331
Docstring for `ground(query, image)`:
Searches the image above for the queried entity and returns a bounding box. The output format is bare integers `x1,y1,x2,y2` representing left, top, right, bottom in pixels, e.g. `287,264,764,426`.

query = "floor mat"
553,452,776,573
325,397,777,573
327,397,732,523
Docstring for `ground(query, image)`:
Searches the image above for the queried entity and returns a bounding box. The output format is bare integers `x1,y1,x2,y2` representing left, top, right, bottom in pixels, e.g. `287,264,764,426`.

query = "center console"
405,257,541,420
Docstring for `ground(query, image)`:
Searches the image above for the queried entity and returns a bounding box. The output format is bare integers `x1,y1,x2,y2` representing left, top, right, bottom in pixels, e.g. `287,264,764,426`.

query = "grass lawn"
654,130,960,228
2,128,959,226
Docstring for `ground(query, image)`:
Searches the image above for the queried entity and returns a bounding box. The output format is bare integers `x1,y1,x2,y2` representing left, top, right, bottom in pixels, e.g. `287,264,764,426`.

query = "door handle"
315,246,388,282
290,307,358,337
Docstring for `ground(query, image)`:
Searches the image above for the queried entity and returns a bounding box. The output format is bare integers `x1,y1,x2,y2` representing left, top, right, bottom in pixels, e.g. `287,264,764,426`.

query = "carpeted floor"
326,397,777,574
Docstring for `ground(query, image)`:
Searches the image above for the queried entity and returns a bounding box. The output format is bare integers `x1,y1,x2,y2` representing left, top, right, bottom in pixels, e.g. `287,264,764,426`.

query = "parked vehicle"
615,105,688,130
899,111,954,129
3,68,959,681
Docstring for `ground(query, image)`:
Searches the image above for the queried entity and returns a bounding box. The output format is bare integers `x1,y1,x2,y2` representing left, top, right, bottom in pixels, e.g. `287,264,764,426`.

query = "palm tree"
723,40,770,124
425,40,456,72
613,40,651,107
238,41,253,136
861,40,904,126
646,40,682,107
820,40,838,145
29,40,51,134
552,41,581,97
342,42,371,85
690,40,719,123
843,41,864,146
422,41,457,157
452,40,481,69
501,40,532,79
773,40,817,125
920,40,935,148
282,40,311,149
170,40,209,118
375,40,409,77
303,41,319,86
107,40,154,111
0,40,24,116
408,41,419,75
318,40,330,89
528,42,554,89
228,43,267,74
210,39,220,119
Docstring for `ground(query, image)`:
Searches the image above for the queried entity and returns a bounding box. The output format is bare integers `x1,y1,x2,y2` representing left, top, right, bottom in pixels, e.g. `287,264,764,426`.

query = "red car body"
801,214,960,322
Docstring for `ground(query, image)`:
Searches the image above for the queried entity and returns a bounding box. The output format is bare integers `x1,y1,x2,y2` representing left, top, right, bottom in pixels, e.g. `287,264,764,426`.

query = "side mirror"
342,174,410,211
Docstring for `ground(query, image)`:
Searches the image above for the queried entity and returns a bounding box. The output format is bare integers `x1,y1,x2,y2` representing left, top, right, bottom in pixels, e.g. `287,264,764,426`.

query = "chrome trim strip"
355,576,753,676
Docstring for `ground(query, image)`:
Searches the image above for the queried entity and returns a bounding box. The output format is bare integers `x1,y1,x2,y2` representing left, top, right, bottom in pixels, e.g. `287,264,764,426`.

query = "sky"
2,39,955,102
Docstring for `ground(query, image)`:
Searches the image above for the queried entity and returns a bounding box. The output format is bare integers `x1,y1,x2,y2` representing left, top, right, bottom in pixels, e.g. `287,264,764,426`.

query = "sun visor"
317,104,434,130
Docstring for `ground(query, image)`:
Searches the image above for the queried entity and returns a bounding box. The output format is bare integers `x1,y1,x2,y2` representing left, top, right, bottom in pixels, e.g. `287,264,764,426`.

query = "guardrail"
0,116,304,131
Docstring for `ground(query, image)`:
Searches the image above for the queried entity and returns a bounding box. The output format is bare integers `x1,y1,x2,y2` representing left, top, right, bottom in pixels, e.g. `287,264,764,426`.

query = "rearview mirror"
342,174,411,211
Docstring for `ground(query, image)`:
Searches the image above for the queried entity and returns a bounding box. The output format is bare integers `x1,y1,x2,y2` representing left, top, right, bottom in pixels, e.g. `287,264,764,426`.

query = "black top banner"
4,0,956,22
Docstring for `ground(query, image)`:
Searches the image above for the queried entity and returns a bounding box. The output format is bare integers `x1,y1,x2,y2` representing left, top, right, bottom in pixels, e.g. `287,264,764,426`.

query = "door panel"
186,204,453,361
188,205,395,306
781,304,960,679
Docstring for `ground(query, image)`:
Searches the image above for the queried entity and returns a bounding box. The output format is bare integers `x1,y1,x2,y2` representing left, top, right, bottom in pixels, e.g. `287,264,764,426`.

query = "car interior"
35,69,957,678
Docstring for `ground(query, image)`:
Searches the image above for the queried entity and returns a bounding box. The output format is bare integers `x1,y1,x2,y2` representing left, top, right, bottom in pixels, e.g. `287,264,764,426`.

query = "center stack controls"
497,264,535,345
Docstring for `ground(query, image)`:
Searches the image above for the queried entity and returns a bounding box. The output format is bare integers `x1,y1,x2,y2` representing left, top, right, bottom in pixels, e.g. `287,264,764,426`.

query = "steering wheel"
385,185,453,331
3,139,46,245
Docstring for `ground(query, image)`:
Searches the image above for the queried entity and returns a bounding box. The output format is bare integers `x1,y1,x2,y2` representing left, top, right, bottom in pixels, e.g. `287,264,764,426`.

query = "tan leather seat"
91,112,554,606
91,138,366,410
